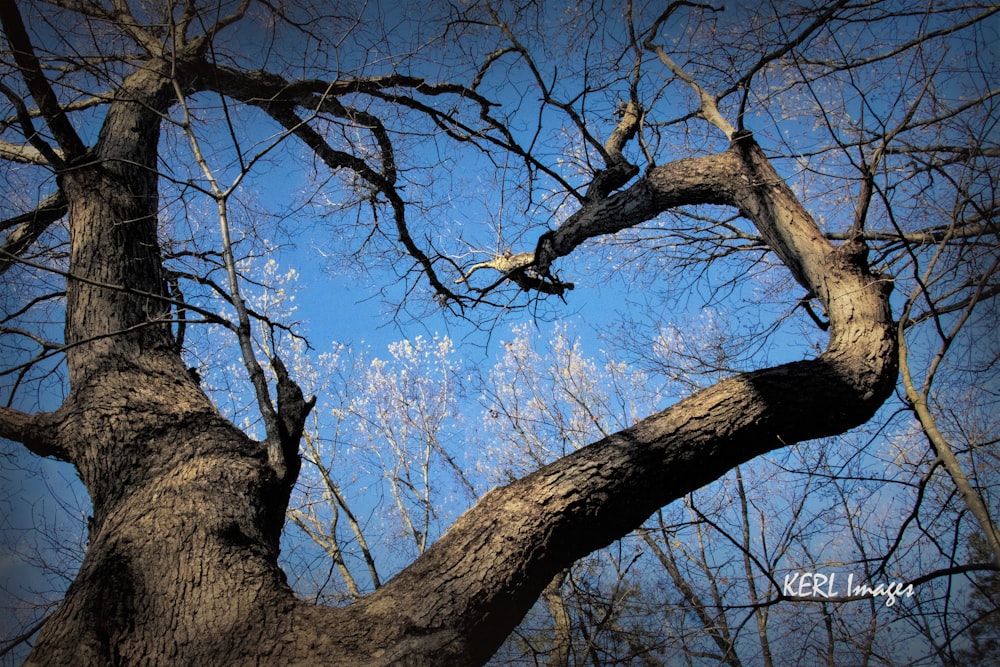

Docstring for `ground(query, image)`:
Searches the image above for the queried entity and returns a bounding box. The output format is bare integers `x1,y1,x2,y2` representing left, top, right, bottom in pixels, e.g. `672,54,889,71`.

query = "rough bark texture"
11,60,303,666
1,20,897,666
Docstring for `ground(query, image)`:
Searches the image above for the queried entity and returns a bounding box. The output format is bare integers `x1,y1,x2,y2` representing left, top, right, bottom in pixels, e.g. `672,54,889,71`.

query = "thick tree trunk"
6,47,896,666
23,67,302,665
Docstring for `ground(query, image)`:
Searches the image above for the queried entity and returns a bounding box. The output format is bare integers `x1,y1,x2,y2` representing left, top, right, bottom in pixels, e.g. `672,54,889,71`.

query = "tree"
0,0,995,664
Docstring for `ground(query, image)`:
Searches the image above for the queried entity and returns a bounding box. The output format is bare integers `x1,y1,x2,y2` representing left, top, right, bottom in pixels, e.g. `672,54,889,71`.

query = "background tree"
0,0,996,665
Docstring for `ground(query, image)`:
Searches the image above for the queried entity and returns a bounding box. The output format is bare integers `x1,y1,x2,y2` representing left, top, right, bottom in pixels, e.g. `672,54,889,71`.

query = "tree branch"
0,138,62,164
642,8,736,140
0,406,68,460
307,134,897,664
0,81,64,166
0,0,86,159
0,191,68,275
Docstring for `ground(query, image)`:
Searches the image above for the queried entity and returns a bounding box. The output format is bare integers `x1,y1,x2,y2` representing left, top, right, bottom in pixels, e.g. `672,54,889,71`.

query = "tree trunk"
24,66,303,665
6,52,896,667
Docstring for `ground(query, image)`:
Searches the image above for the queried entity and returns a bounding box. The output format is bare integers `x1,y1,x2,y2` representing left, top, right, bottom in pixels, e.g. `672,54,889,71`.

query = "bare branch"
0,81,64,165
0,611,50,658
171,76,291,480
0,138,61,165
0,191,67,275
642,4,735,139
454,249,573,297
107,0,165,56
729,0,852,119
797,5,1000,72
0,0,86,159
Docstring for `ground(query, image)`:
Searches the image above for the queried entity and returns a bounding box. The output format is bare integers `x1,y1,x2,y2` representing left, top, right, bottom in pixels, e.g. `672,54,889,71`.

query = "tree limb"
0,138,61,165
293,134,897,664
0,81,64,166
0,191,68,275
0,406,68,460
0,0,86,160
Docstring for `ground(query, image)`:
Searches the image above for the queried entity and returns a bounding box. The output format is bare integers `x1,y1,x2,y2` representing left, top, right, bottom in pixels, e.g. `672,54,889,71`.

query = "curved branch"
105,0,164,56
200,64,473,304
186,0,250,49
644,41,735,139
287,134,897,665
728,0,850,118
454,249,574,297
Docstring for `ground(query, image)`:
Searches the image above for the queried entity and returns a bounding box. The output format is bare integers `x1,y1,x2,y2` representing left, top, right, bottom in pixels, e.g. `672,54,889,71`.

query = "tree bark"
16,61,302,665
3,35,896,667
